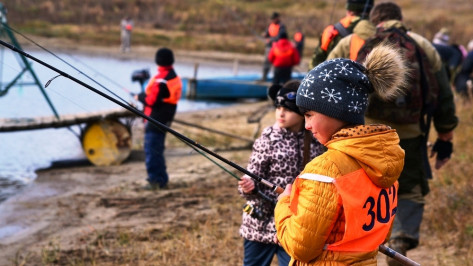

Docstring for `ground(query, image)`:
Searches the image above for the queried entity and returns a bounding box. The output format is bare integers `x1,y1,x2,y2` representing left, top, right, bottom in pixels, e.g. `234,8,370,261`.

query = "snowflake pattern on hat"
321,88,342,103
319,69,336,83
348,100,363,113
334,61,354,75
301,73,315,87
296,58,373,124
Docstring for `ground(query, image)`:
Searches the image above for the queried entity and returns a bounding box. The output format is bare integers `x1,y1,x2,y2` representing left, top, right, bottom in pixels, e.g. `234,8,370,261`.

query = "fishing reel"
131,69,150,91
243,203,264,220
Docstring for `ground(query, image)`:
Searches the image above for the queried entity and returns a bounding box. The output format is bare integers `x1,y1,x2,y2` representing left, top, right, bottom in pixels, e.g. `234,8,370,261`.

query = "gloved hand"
430,138,453,169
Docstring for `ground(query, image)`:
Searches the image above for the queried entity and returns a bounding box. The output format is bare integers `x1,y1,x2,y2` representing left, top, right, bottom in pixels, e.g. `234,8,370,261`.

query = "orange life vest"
294,32,303,43
349,34,366,60
161,76,182,104
268,23,281,37
295,169,398,252
125,23,132,31
320,15,357,51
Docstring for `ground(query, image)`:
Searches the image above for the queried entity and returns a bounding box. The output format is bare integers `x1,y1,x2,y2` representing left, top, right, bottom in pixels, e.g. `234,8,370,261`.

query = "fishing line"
0,39,284,195
328,0,339,25
66,53,135,95
4,25,142,142
4,24,134,107
5,25,251,177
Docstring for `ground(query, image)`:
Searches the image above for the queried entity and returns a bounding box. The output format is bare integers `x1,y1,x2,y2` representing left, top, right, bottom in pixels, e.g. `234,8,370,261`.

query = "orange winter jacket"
275,125,404,265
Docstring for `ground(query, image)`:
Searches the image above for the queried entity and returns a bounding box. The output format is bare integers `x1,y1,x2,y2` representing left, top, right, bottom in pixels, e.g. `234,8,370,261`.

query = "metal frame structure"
0,2,59,118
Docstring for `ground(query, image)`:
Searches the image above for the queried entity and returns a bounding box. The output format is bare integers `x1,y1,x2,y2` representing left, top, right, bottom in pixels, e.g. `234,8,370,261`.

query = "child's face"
275,107,304,132
304,110,346,145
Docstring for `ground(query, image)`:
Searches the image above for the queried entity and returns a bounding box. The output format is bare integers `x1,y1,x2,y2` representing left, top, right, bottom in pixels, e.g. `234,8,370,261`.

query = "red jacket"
268,39,300,67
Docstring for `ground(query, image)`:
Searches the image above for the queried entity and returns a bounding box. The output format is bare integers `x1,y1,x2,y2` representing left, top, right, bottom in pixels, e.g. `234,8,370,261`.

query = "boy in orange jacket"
274,45,406,265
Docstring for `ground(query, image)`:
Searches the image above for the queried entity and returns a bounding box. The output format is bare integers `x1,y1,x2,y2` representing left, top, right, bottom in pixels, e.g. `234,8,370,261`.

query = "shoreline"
18,35,311,73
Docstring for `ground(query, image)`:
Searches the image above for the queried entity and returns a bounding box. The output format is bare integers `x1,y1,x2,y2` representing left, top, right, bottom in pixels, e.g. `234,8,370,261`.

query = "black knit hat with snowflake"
296,58,372,125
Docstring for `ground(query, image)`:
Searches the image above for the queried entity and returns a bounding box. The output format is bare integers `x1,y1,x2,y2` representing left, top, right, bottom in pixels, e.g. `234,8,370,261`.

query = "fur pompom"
363,44,408,101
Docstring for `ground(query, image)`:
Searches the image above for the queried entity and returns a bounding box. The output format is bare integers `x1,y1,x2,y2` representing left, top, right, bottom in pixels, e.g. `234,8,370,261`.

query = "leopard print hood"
239,123,325,243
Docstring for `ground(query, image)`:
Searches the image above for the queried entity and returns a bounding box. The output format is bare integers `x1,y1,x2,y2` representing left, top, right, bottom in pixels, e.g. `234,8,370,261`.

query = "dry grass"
421,96,473,265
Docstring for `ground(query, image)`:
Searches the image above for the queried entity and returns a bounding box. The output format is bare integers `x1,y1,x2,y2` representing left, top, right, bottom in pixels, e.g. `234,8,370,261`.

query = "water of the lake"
0,48,261,203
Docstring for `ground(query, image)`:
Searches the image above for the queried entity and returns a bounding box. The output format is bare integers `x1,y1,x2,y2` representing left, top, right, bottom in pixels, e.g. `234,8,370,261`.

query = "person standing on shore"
268,32,301,85
261,12,287,81
238,80,325,266
121,16,133,52
134,48,182,190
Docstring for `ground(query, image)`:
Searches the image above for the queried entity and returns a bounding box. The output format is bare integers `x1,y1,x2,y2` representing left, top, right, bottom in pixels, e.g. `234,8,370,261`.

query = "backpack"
356,26,439,132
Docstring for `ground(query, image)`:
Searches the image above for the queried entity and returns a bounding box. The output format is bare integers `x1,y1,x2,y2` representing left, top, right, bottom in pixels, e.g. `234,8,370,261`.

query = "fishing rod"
0,40,419,266
0,39,284,195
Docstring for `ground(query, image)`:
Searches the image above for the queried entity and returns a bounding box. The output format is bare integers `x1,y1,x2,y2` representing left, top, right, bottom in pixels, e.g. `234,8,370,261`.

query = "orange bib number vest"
268,23,281,38
295,169,398,252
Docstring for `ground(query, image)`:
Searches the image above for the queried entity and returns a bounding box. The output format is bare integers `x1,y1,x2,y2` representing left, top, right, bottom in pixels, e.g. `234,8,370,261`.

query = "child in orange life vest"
274,45,406,265
238,80,325,266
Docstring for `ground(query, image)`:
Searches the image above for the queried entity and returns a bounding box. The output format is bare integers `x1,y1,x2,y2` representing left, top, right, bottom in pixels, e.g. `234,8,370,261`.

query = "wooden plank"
0,108,136,132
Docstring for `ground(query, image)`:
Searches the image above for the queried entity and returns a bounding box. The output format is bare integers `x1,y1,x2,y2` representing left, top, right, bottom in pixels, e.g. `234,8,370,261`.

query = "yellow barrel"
81,119,132,166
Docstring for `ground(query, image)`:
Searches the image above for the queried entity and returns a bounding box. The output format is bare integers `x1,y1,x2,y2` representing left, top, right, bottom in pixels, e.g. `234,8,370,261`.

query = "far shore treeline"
4,0,473,57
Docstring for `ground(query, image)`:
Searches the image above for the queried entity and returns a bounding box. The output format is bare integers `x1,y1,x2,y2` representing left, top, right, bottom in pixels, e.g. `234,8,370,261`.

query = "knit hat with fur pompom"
296,45,406,125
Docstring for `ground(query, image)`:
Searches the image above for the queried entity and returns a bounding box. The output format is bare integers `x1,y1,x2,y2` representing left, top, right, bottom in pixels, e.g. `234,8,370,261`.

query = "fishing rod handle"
378,245,420,266
259,179,284,194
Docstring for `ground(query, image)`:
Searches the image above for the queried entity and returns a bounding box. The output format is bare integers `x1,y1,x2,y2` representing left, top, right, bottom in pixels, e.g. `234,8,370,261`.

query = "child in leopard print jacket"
238,80,325,266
